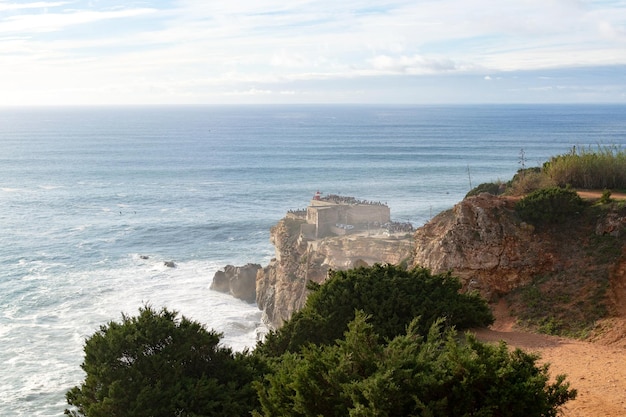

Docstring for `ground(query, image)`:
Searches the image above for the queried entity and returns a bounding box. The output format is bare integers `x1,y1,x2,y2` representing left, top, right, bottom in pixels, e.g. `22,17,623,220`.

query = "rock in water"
211,264,261,304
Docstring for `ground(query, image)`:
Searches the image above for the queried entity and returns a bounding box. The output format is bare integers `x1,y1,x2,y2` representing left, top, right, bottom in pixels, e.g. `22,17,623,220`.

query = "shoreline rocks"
210,263,261,304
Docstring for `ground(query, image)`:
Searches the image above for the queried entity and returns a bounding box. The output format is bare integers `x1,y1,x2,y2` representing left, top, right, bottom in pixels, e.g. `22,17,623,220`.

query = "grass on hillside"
544,145,626,190
504,201,625,338
466,146,626,338
466,145,626,198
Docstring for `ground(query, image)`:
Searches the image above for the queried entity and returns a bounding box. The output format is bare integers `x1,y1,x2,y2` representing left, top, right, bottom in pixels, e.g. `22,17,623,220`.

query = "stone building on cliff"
257,193,414,328
303,192,391,238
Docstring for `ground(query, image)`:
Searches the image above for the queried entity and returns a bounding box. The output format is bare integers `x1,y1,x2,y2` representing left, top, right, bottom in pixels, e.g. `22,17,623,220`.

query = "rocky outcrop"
256,217,414,328
596,213,626,237
211,263,261,303
255,192,626,331
412,193,556,299
411,193,626,302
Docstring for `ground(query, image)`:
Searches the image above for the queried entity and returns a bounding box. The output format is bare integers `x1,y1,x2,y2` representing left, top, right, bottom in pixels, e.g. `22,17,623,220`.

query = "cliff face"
412,193,552,298
412,193,626,305
256,216,413,328
255,193,626,332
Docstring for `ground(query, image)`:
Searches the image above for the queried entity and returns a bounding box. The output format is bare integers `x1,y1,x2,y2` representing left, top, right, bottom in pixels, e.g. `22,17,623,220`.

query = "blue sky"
1,0,625,105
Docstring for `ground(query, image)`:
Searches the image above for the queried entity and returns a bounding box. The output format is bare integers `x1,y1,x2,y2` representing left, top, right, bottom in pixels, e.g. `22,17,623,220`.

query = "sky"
1,0,625,105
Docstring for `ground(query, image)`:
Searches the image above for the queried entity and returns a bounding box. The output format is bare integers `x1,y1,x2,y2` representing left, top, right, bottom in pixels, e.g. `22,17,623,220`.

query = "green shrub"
507,168,556,196
66,306,261,417
465,182,504,198
256,264,493,356
515,187,586,224
255,312,577,417
599,189,613,204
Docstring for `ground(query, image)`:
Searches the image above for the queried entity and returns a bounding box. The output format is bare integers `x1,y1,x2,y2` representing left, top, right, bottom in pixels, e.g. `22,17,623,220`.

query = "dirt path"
577,190,626,201
474,327,626,416
473,300,626,417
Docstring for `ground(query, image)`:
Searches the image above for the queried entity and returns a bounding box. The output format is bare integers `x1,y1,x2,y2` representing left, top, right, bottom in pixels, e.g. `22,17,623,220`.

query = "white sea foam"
0,256,266,417
1,187,21,192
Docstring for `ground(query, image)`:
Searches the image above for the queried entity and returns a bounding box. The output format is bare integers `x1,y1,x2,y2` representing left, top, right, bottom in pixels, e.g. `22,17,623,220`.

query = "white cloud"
368,54,461,74
270,50,309,68
225,88,274,96
0,7,156,33
1,0,626,104
0,2,70,12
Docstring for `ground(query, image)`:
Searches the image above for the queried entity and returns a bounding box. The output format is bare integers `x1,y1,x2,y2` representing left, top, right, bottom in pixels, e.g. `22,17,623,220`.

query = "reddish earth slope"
474,245,626,417
474,190,626,417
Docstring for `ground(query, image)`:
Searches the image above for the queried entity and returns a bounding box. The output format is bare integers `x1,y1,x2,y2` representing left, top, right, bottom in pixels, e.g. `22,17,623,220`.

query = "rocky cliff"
412,193,550,299
412,192,626,334
254,192,626,334
256,216,414,328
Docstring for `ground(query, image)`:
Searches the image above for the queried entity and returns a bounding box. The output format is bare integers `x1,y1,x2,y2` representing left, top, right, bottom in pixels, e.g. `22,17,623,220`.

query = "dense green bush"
255,312,577,417
599,189,613,204
465,182,503,198
515,187,586,224
256,264,494,356
65,306,261,417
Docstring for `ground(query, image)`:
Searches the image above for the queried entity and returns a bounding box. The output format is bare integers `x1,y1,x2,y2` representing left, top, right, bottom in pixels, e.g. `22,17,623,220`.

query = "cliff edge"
412,193,550,298
412,192,626,336
255,191,626,336
256,214,414,329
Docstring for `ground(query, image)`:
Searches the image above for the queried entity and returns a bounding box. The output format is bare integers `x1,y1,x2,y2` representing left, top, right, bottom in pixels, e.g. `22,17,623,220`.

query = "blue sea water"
1,104,626,416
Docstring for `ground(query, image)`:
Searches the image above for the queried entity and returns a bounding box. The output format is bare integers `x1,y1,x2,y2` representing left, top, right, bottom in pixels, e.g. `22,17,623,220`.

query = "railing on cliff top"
320,194,388,206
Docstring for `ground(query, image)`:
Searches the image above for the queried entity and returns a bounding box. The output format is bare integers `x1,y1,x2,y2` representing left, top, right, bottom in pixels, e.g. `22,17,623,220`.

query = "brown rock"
211,263,261,304
412,193,554,299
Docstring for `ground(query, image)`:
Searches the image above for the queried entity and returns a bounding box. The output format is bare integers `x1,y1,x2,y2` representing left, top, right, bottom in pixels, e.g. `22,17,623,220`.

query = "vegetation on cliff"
544,145,626,190
463,146,626,337
255,312,576,417
67,266,576,417
65,306,262,417
506,198,625,337
515,187,585,225
257,264,493,356
467,145,626,198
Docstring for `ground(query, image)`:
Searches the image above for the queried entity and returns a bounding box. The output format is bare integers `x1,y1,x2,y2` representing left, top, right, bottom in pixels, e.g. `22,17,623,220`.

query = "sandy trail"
473,300,626,417
474,328,626,417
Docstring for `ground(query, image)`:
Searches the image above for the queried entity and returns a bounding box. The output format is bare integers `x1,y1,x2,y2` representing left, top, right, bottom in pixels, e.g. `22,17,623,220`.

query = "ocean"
1,104,625,416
